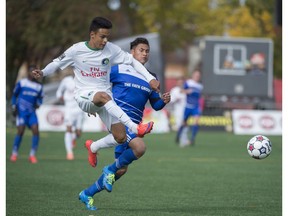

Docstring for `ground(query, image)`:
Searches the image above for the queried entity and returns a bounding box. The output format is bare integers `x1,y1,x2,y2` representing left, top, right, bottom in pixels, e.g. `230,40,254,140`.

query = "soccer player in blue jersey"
176,70,203,146
79,37,171,210
10,65,44,163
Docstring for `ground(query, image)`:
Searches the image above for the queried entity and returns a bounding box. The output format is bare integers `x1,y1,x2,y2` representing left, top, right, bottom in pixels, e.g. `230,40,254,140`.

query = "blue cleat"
78,190,97,210
102,166,115,192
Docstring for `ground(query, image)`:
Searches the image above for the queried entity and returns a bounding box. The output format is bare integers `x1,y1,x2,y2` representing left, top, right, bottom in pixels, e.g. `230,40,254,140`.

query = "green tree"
128,0,280,77
6,0,117,95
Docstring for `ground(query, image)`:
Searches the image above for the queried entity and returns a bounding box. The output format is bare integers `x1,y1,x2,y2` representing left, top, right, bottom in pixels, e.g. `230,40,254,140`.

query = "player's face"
131,43,150,64
89,28,110,49
192,71,201,82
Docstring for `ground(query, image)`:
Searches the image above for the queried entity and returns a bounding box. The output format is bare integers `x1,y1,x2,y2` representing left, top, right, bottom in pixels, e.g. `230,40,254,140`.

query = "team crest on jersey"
58,53,66,61
102,58,109,66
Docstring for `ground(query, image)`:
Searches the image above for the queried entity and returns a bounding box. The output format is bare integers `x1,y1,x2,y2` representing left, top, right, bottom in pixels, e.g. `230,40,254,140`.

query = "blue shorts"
16,112,38,128
114,126,137,159
183,107,201,122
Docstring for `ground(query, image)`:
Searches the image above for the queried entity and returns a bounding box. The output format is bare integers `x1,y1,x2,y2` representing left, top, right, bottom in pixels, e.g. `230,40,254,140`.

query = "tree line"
6,0,281,98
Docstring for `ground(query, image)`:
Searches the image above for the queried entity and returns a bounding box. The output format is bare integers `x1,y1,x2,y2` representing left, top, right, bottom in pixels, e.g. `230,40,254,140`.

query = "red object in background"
165,78,178,92
273,79,282,110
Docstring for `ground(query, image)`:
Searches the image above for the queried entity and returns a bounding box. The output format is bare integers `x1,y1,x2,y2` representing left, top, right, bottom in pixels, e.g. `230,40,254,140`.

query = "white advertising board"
36,105,104,132
36,105,170,133
232,109,282,135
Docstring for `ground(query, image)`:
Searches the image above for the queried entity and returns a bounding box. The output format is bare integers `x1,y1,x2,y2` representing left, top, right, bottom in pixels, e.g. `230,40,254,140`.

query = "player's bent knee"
93,92,112,106
111,124,127,143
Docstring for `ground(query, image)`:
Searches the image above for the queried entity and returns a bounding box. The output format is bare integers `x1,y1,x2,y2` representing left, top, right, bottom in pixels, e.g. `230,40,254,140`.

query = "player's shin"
12,135,22,154
84,174,105,197
65,132,73,153
108,148,138,173
30,135,39,156
90,134,118,152
104,100,137,133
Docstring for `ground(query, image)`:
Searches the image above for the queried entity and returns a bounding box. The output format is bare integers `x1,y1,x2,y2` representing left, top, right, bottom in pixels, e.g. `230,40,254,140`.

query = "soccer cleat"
29,156,38,164
137,121,154,138
78,190,97,210
85,140,97,167
10,154,17,162
102,166,115,192
66,153,74,160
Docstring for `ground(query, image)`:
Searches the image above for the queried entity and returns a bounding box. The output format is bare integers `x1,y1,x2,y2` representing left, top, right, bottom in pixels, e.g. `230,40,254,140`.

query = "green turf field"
6,129,282,216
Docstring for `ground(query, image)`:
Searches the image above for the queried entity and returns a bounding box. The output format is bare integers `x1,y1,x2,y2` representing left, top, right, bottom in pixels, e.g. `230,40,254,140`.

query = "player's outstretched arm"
131,58,160,92
33,61,60,80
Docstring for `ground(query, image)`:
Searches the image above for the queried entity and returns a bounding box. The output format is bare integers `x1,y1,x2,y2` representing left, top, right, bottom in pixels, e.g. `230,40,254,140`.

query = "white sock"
29,150,36,157
65,132,73,154
90,134,119,152
104,100,137,133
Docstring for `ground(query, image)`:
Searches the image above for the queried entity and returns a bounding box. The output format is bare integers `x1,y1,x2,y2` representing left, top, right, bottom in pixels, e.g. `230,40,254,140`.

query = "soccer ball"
247,135,272,159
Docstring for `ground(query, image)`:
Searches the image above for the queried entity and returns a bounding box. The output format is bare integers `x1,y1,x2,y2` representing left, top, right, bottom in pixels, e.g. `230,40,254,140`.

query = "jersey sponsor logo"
23,91,38,97
80,70,107,78
124,82,151,93
58,53,66,61
101,58,109,66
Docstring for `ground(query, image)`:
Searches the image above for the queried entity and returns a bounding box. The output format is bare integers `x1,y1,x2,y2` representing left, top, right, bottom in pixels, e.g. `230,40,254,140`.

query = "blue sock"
30,135,39,156
84,174,104,197
108,148,138,173
191,125,199,141
12,135,22,154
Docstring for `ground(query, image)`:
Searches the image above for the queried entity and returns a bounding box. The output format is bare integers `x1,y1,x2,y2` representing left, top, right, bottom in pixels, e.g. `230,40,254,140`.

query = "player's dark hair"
89,17,112,32
130,37,149,50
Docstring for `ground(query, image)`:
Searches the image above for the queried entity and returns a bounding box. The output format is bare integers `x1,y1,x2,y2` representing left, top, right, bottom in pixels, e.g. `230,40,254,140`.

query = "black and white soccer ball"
247,135,272,159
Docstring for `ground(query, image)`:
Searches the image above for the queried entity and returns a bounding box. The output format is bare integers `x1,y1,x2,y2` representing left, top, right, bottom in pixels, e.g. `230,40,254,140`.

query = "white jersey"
51,42,134,93
170,86,186,130
56,76,79,109
56,75,84,127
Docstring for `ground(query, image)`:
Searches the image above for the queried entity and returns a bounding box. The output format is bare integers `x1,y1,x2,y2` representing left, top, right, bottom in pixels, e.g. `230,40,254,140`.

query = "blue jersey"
12,78,44,115
183,79,203,109
111,64,165,156
110,64,165,124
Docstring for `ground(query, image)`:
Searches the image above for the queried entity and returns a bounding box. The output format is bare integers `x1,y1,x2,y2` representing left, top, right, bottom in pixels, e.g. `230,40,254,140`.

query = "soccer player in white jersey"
176,70,203,146
170,77,186,131
32,17,160,163
78,37,171,210
56,72,85,160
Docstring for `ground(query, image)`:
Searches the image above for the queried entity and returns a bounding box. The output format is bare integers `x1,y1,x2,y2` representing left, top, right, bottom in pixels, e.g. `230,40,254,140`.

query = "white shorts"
74,89,119,131
64,108,84,130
